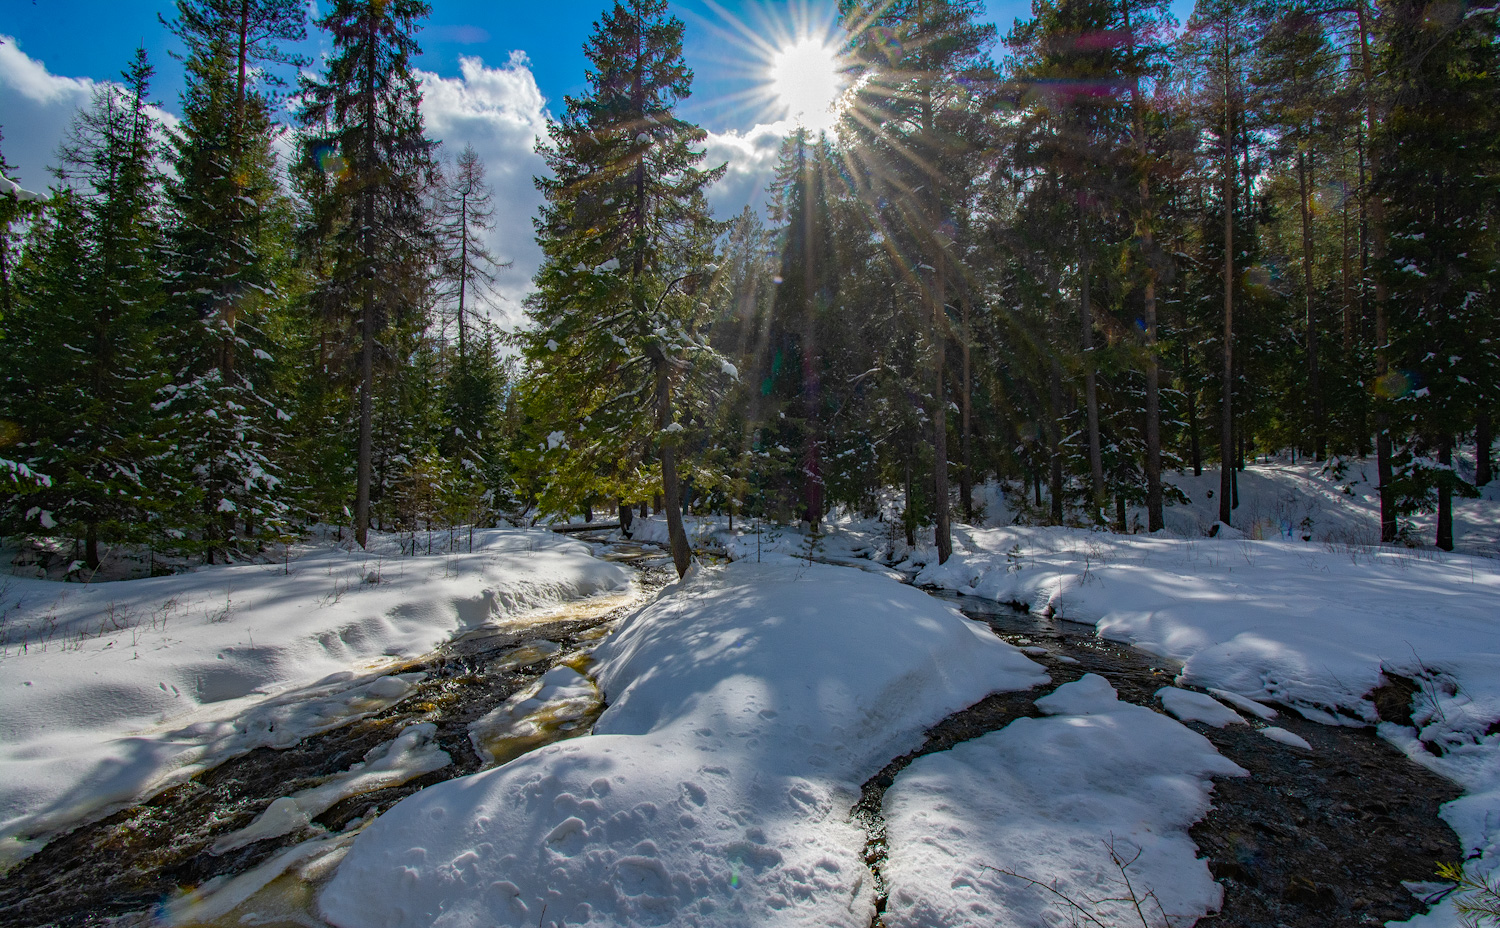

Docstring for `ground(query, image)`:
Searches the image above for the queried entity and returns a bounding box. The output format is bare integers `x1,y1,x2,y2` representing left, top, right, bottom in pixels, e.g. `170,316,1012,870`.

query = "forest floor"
0,458,1497,928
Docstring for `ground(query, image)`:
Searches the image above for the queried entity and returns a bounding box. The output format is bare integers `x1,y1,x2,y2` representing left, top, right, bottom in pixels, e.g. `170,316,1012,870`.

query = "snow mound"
0,529,631,868
1260,727,1313,751
1158,686,1247,728
882,674,1247,928
318,560,1047,928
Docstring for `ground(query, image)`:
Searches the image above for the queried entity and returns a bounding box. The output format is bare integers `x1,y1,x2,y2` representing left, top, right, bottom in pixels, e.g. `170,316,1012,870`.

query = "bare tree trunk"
1341,147,1355,351
1478,410,1493,487
354,21,378,550
1298,149,1324,459
1080,202,1105,521
1125,8,1162,532
960,287,973,521
1355,0,1396,542
1436,436,1453,551
1049,359,1065,525
920,72,952,564
1219,16,1235,528
655,357,690,576
931,270,951,561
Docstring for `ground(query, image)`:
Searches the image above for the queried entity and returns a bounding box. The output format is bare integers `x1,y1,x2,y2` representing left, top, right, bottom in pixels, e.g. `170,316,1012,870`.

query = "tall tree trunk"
1436,436,1453,551
931,267,951,561
1478,410,1492,487
1298,149,1324,459
1341,148,1355,351
1049,359,1065,525
921,76,951,564
1355,0,1396,542
1080,202,1105,521
86,521,100,572
354,21,378,550
1126,18,1164,532
457,194,469,359
959,286,973,521
655,357,690,576
1219,17,1235,528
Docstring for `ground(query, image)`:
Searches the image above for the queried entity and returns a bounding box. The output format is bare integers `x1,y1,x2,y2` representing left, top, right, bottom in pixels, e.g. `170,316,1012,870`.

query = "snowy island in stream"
1,471,1498,928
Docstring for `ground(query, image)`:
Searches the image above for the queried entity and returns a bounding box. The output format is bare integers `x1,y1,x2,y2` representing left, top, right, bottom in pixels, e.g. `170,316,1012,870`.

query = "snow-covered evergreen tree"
298,0,439,549
520,0,725,576
159,0,305,560
1,51,171,568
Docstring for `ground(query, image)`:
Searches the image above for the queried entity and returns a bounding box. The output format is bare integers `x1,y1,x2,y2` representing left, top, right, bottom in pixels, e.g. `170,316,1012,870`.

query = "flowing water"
0,545,1464,928
0,542,673,928
855,589,1464,928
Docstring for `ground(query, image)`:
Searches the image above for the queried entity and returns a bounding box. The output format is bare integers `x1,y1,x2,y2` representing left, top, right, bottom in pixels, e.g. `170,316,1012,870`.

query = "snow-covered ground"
0,529,632,869
610,457,1500,925
4,455,1498,926
882,674,1247,928
319,558,1048,927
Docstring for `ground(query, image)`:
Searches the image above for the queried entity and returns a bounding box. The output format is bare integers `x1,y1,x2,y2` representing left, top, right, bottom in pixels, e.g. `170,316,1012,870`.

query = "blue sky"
0,0,1184,322
3,1,1047,134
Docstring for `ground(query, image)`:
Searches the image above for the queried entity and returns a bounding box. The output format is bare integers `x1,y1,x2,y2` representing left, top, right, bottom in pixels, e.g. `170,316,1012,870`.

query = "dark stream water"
0,543,673,928
0,547,1464,928
855,588,1464,928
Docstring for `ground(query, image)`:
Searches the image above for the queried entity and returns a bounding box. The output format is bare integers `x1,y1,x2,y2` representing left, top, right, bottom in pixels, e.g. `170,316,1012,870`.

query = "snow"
210,722,451,855
882,674,1246,928
910,524,1500,923
1259,727,1313,751
318,559,1047,927
1158,686,1247,727
0,529,632,869
0,174,43,202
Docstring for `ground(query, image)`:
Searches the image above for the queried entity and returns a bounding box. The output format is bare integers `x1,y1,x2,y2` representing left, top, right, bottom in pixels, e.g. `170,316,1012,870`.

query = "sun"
769,37,844,132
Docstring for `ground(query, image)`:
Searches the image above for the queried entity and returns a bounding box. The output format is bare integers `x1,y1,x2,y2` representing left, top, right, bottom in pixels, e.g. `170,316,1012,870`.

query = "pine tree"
842,0,998,562
2,51,170,568
759,128,840,530
436,143,505,360
521,0,725,577
298,0,439,549
1378,0,1498,550
161,0,305,559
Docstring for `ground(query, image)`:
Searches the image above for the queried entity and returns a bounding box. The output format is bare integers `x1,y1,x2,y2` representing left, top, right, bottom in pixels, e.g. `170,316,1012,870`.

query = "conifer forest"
3,2,1500,926
1,0,1496,574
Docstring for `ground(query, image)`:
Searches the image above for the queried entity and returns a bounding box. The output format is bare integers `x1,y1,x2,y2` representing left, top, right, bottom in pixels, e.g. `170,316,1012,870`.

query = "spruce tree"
161,0,305,559
3,51,170,568
521,0,725,577
841,0,997,562
1378,0,1498,550
298,0,438,548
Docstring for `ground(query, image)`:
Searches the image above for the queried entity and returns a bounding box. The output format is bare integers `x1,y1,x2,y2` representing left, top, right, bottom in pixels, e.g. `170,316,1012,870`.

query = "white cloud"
0,36,96,186
418,51,550,330
0,36,179,190
702,120,793,219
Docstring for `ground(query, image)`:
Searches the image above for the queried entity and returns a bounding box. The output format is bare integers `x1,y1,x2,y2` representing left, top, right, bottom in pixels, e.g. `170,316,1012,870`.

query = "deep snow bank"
882,674,1246,928
0,529,630,867
915,525,1500,922
318,558,1047,928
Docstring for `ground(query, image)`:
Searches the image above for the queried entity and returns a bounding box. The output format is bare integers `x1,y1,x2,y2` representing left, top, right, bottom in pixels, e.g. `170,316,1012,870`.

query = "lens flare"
769,37,844,131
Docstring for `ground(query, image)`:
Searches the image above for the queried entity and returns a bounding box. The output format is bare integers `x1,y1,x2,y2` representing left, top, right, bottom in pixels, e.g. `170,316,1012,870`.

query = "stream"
0,540,674,928
0,543,1464,928
856,589,1464,928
